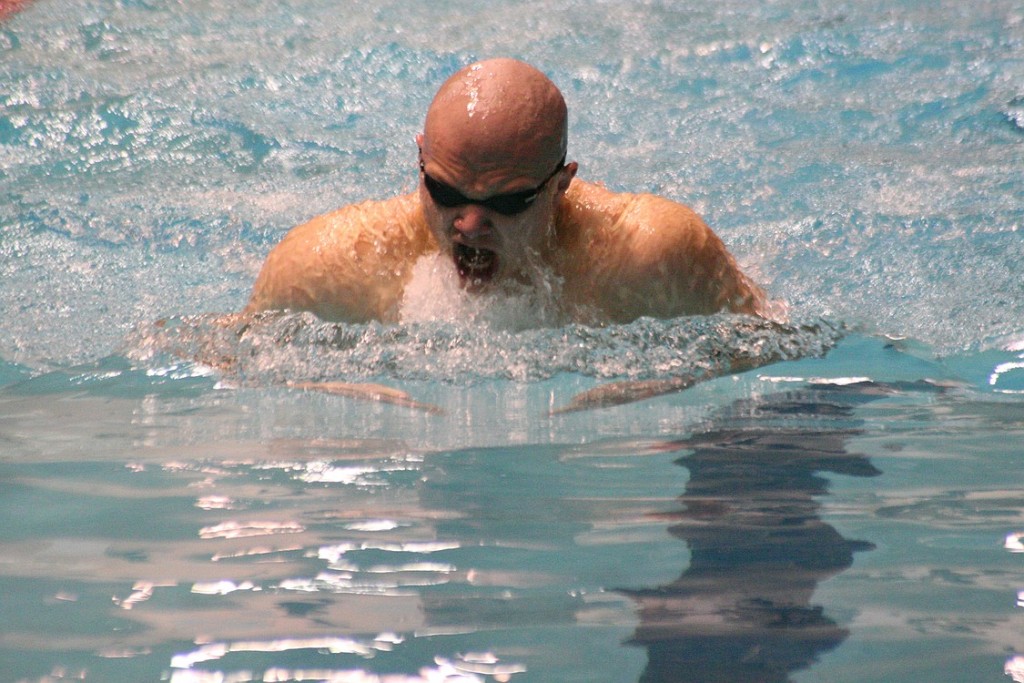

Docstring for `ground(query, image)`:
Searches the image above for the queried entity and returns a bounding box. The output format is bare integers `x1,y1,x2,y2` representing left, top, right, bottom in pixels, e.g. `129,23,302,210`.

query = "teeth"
454,244,497,284
456,244,494,273
465,248,489,268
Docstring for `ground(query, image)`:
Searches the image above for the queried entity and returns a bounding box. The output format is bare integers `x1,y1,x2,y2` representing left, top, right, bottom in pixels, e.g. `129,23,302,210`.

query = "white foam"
398,253,564,332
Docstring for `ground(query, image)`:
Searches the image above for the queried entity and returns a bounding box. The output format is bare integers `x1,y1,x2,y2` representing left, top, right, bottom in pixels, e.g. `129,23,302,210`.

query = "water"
1,0,1023,681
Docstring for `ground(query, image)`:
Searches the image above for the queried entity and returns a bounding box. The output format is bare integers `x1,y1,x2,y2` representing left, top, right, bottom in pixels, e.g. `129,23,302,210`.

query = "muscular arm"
245,193,434,322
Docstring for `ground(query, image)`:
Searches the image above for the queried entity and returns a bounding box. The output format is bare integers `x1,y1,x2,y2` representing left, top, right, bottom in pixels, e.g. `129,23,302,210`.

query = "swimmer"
245,58,766,325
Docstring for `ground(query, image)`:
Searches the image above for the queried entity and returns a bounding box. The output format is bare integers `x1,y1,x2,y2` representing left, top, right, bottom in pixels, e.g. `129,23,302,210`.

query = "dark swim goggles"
419,153,566,216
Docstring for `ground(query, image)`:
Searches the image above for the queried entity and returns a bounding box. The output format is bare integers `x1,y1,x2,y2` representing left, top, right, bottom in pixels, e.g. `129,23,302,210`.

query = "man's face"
417,145,568,290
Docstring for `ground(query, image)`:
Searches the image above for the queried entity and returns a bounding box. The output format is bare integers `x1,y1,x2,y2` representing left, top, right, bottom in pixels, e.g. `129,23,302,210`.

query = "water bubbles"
398,253,565,332
124,309,843,390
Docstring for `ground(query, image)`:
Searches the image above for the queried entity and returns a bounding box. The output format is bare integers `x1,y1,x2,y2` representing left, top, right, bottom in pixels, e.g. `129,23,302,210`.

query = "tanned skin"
247,58,765,325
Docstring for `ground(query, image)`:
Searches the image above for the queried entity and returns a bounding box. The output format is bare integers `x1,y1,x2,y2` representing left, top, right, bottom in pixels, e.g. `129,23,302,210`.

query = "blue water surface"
1,1,1023,682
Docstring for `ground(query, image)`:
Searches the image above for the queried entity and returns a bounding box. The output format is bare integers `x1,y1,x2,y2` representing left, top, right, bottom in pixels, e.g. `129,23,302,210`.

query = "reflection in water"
629,382,905,683
4,375,978,681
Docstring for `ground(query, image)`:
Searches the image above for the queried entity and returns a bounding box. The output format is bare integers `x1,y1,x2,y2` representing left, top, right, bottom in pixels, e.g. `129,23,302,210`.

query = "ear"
556,161,578,194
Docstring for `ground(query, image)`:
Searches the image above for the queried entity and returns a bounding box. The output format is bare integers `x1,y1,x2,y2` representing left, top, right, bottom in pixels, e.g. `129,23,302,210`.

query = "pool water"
1,1,1023,681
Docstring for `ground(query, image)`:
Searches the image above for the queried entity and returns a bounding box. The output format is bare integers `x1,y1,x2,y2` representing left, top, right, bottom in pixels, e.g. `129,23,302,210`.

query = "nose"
452,204,493,240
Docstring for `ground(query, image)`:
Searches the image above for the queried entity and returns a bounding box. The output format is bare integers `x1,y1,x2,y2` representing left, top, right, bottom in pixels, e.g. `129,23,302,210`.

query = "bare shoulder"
558,180,764,320
246,193,434,322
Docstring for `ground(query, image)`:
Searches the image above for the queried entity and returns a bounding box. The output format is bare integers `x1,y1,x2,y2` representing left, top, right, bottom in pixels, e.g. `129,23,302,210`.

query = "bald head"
419,58,568,185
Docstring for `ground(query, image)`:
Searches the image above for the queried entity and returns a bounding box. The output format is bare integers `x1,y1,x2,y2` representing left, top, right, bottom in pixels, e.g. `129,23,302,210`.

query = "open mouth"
453,243,499,286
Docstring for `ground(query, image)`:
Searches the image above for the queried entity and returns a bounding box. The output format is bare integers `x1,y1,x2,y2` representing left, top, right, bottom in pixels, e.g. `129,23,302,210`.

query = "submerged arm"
143,311,442,413
551,356,763,415
552,319,836,414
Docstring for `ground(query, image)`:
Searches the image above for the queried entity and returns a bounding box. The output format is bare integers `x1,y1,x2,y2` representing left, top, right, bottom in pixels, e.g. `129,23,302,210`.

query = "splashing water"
397,252,567,331
124,309,844,389
123,242,843,392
